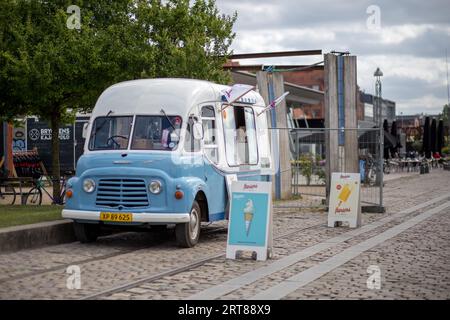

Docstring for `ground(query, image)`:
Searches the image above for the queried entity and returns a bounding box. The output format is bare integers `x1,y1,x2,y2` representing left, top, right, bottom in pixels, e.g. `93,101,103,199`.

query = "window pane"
222,106,258,166
222,107,237,165
244,108,258,164
201,105,215,117
184,117,200,152
89,116,132,150
202,106,218,164
131,115,182,150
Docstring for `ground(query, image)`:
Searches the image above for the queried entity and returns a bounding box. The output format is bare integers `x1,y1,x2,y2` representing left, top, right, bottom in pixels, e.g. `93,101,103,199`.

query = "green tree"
441,104,449,127
0,0,236,202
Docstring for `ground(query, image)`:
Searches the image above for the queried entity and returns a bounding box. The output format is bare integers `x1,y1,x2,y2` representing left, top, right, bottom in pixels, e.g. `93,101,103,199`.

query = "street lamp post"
374,67,384,209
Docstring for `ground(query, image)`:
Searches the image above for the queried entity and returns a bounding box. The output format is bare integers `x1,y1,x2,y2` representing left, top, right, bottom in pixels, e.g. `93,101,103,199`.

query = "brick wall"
283,68,364,122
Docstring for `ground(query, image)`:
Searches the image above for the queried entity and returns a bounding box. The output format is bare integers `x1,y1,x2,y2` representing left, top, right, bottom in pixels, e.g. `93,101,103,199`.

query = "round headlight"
149,180,162,194
83,178,96,193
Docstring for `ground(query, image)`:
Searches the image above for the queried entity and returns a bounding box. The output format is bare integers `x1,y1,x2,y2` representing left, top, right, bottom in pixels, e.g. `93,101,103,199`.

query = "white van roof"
92,78,266,118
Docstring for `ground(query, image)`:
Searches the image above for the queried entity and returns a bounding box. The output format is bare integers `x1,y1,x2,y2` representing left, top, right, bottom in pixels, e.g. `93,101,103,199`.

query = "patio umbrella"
437,119,444,155
383,120,390,159
430,118,437,154
383,119,389,132
358,129,397,154
390,121,400,156
422,116,431,158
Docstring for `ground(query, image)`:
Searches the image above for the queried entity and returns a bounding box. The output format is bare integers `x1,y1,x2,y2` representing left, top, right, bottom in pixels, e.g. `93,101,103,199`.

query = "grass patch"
0,205,63,229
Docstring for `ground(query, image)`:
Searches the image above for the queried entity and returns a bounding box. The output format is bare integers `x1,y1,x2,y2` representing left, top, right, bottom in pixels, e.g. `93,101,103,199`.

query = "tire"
73,221,100,243
175,200,201,248
0,185,16,205
25,187,42,205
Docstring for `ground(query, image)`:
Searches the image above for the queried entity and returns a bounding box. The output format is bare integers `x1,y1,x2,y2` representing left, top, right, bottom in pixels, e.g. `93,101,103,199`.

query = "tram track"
80,193,450,300
79,222,325,300
1,184,447,300
0,225,228,284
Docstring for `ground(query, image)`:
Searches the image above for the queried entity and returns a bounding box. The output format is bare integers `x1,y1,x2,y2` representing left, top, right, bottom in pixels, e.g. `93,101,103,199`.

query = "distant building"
396,114,441,143
283,68,394,128
360,92,396,126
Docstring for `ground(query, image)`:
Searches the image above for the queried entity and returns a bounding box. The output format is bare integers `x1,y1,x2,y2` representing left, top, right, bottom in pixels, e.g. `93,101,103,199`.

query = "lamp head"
374,67,383,77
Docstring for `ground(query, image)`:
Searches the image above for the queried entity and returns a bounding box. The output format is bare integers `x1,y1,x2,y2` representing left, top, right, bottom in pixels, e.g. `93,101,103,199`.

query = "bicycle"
0,183,16,205
364,154,376,186
25,173,71,205
0,158,16,205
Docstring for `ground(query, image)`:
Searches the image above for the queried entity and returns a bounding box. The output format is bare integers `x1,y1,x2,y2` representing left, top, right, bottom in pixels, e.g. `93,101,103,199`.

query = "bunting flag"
221,84,255,104
257,91,290,116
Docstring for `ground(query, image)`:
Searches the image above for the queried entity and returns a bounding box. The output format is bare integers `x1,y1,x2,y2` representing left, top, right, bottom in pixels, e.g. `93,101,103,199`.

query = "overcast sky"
215,0,450,115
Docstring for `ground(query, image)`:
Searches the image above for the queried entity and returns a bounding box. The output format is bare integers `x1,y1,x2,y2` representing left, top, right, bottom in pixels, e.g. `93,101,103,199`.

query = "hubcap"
189,208,199,240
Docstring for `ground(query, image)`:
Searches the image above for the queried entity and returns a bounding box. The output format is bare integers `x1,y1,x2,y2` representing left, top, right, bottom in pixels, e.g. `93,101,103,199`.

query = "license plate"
100,212,133,222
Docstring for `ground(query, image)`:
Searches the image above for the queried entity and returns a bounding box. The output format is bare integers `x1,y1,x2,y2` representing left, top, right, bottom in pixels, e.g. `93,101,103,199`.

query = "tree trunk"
51,112,61,204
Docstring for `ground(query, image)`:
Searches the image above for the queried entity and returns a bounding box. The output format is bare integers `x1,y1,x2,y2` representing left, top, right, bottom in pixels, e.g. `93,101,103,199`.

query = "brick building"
283,67,392,127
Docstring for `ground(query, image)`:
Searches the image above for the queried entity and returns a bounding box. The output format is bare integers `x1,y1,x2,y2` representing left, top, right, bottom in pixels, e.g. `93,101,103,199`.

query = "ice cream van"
62,78,276,247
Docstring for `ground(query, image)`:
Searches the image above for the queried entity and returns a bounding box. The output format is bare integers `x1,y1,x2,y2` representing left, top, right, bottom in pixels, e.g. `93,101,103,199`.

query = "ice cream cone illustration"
244,199,254,236
336,184,353,211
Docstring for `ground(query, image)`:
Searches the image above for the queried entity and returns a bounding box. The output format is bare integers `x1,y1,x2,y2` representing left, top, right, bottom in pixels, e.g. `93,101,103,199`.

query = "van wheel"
73,221,99,243
176,201,201,248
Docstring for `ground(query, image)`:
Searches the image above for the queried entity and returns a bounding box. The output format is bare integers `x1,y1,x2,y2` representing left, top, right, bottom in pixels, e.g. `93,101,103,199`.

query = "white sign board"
328,173,361,228
226,181,273,261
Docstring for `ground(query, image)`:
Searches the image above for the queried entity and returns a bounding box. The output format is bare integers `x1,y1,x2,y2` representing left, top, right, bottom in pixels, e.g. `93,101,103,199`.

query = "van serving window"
222,106,258,166
202,106,218,164
89,116,133,150
131,115,182,150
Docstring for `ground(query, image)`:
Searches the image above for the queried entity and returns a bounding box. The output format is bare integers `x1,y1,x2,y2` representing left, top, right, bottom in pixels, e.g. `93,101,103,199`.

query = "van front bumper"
62,209,190,224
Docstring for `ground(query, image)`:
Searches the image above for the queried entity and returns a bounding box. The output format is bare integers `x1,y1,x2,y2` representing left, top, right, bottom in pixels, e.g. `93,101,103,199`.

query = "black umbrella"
358,129,398,154
383,119,389,132
437,119,444,155
383,120,390,159
430,118,437,154
422,116,431,158
390,121,400,156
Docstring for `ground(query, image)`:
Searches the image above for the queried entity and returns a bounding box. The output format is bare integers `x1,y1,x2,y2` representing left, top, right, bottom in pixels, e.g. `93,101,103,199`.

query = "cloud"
216,0,450,115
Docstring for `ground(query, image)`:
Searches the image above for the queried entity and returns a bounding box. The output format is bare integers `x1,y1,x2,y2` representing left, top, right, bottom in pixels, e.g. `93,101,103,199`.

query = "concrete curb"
0,220,75,253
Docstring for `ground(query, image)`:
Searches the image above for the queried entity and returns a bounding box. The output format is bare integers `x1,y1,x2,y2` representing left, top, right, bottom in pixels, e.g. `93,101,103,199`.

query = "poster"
328,172,361,228
226,181,272,261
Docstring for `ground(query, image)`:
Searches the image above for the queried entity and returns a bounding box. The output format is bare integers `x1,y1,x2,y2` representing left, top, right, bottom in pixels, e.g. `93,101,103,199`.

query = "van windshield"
89,115,182,151
89,116,133,150
131,115,182,151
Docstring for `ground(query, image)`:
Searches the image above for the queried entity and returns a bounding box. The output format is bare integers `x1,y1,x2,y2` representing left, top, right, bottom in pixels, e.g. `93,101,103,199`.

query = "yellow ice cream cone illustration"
244,199,254,236
336,184,353,211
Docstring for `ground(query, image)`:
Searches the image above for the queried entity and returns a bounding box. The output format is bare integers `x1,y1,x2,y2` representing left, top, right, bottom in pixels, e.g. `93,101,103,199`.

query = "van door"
200,104,226,220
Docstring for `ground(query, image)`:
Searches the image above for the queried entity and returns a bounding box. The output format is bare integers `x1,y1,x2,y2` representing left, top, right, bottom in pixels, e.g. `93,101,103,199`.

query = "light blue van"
62,79,273,247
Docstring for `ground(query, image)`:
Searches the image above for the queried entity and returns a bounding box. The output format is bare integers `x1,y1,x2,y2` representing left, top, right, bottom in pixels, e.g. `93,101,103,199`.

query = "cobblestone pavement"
0,170,449,299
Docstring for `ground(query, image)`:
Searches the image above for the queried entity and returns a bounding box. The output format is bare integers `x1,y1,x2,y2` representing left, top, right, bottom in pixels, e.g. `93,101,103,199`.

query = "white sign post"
328,172,361,228
226,181,273,261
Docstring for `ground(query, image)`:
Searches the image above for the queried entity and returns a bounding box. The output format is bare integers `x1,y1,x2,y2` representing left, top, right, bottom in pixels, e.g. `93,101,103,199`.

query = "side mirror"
82,122,89,139
192,122,203,140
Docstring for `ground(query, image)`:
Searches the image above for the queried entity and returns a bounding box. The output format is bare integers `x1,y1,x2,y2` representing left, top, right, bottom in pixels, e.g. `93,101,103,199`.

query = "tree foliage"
0,0,236,200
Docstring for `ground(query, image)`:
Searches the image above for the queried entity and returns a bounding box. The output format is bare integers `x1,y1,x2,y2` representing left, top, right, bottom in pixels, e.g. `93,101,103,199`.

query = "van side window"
184,116,201,152
201,106,218,164
222,106,258,166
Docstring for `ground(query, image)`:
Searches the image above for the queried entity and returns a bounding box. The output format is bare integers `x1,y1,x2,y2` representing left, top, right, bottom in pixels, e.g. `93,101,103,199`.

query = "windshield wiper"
160,108,180,139
94,110,113,134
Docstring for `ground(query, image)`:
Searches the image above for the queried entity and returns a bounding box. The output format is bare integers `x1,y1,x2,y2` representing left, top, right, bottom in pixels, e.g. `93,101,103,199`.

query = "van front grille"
95,178,149,208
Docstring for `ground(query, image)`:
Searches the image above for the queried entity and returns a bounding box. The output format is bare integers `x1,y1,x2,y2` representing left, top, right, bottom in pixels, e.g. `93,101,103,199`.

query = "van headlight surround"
149,180,162,194
83,178,96,193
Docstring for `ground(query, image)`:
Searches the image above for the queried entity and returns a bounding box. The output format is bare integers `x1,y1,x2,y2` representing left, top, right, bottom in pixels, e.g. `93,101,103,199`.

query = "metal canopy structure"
225,49,322,60
231,71,324,106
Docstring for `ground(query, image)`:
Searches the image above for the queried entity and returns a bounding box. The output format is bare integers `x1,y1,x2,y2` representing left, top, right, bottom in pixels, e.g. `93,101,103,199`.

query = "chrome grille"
96,178,149,208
